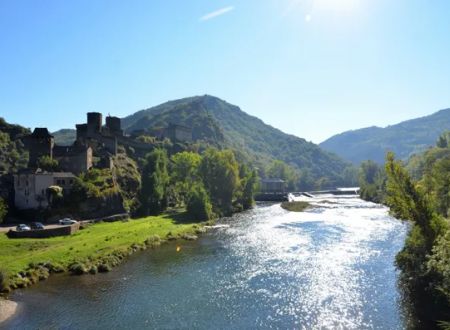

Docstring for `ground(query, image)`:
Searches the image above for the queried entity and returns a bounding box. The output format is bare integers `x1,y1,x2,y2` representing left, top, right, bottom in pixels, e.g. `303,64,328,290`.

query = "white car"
59,218,77,225
16,224,31,232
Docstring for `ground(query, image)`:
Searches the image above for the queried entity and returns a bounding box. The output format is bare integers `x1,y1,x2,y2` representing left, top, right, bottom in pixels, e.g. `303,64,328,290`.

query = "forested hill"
0,118,29,174
123,95,352,187
320,108,450,164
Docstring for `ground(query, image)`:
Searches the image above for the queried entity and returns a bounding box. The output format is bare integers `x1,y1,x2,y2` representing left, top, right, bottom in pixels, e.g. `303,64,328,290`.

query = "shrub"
187,184,213,221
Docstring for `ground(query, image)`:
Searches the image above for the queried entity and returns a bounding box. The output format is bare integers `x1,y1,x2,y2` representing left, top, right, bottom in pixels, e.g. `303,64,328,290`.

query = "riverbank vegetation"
281,201,310,212
358,132,450,327
0,213,203,294
139,148,258,220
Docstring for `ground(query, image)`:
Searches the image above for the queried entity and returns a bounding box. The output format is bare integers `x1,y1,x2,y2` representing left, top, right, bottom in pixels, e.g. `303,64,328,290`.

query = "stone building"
22,128,54,168
14,171,76,210
53,144,93,174
75,112,123,155
167,123,192,142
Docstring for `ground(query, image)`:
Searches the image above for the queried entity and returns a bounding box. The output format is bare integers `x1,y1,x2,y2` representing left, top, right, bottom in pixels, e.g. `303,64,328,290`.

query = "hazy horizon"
1,0,450,143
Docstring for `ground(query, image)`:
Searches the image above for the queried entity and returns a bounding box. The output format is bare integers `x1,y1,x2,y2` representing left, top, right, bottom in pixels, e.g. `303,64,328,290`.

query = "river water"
4,195,412,329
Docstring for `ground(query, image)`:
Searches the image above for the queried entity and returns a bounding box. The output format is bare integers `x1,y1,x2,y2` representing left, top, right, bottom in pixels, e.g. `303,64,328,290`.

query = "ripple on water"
6,196,408,330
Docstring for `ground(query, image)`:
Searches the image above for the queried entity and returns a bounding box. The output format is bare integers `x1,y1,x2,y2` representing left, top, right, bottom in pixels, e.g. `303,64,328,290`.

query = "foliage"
238,164,259,210
199,148,240,216
266,160,299,191
170,151,202,206
384,152,450,325
186,184,213,221
52,129,76,146
358,160,385,203
140,149,170,215
37,155,59,172
0,129,28,174
46,185,63,208
320,108,450,164
121,95,354,188
421,157,450,217
0,197,7,224
437,131,450,148
112,154,142,214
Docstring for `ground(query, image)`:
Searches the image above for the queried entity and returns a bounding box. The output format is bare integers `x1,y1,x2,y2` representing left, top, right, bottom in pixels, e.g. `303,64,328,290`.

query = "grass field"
0,213,202,291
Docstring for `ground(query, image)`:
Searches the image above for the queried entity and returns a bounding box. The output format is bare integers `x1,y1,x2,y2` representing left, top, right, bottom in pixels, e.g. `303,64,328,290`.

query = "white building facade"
14,172,75,210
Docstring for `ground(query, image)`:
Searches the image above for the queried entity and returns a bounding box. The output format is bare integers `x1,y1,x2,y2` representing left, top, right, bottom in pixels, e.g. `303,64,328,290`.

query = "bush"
187,185,213,221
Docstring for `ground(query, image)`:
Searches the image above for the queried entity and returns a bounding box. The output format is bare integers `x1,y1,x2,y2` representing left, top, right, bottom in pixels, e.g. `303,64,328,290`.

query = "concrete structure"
260,179,286,193
14,172,76,210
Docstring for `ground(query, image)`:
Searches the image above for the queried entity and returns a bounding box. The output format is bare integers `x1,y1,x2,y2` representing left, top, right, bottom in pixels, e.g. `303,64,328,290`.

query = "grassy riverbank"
281,201,310,212
0,213,204,293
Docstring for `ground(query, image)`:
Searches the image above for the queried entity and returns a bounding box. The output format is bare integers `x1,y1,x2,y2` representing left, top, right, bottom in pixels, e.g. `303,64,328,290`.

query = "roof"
31,128,53,138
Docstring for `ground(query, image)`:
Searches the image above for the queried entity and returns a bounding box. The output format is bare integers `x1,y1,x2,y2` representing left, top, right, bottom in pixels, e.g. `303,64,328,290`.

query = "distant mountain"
53,129,76,146
122,95,352,187
320,108,450,164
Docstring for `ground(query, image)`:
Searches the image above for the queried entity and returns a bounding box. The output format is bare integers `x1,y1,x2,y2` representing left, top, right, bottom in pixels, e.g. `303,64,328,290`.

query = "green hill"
122,95,353,188
0,117,29,174
52,129,76,146
320,108,450,164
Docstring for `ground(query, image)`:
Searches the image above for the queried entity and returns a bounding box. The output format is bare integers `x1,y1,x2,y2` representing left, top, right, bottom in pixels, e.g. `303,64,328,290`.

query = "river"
4,195,412,329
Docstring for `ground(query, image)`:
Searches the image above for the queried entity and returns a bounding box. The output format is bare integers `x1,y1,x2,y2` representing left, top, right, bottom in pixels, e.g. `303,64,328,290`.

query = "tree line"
139,148,259,220
358,131,450,328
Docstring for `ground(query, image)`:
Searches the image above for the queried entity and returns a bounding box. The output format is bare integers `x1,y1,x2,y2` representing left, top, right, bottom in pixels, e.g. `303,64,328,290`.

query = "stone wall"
7,223,80,239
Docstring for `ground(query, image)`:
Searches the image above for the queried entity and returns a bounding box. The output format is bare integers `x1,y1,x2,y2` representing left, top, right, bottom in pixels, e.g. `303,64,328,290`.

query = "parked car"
59,218,77,225
30,222,45,230
16,224,31,232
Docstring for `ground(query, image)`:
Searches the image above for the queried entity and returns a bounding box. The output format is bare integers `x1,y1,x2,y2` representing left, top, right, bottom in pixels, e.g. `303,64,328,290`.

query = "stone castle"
23,112,123,174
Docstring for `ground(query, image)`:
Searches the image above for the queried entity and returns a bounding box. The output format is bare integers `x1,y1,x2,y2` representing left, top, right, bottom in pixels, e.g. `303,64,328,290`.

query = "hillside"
320,108,450,164
0,118,29,174
122,95,352,188
52,129,76,146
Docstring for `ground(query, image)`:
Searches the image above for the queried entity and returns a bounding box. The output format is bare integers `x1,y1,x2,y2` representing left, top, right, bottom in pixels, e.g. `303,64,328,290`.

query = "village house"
14,171,76,210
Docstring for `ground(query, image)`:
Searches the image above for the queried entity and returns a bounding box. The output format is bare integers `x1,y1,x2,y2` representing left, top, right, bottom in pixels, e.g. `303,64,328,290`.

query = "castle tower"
106,116,123,136
87,112,102,136
23,128,55,168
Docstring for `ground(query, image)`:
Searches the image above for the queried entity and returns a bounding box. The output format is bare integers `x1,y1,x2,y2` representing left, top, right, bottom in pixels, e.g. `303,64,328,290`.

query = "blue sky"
1,0,449,143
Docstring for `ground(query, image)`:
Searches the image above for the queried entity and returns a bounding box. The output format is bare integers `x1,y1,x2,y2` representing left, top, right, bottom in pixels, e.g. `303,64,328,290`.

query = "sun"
313,0,361,12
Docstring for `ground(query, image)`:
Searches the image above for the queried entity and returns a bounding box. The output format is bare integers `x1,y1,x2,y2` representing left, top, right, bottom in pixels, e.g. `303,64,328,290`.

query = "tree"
238,164,259,210
358,160,385,203
266,160,299,191
140,149,169,215
436,131,450,148
0,198,7,224
170,152,202,205
37,155,59,172
199,148,240,216
421,157,450,218
384,152,447,275
46,185,63,208
186,184,213,221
